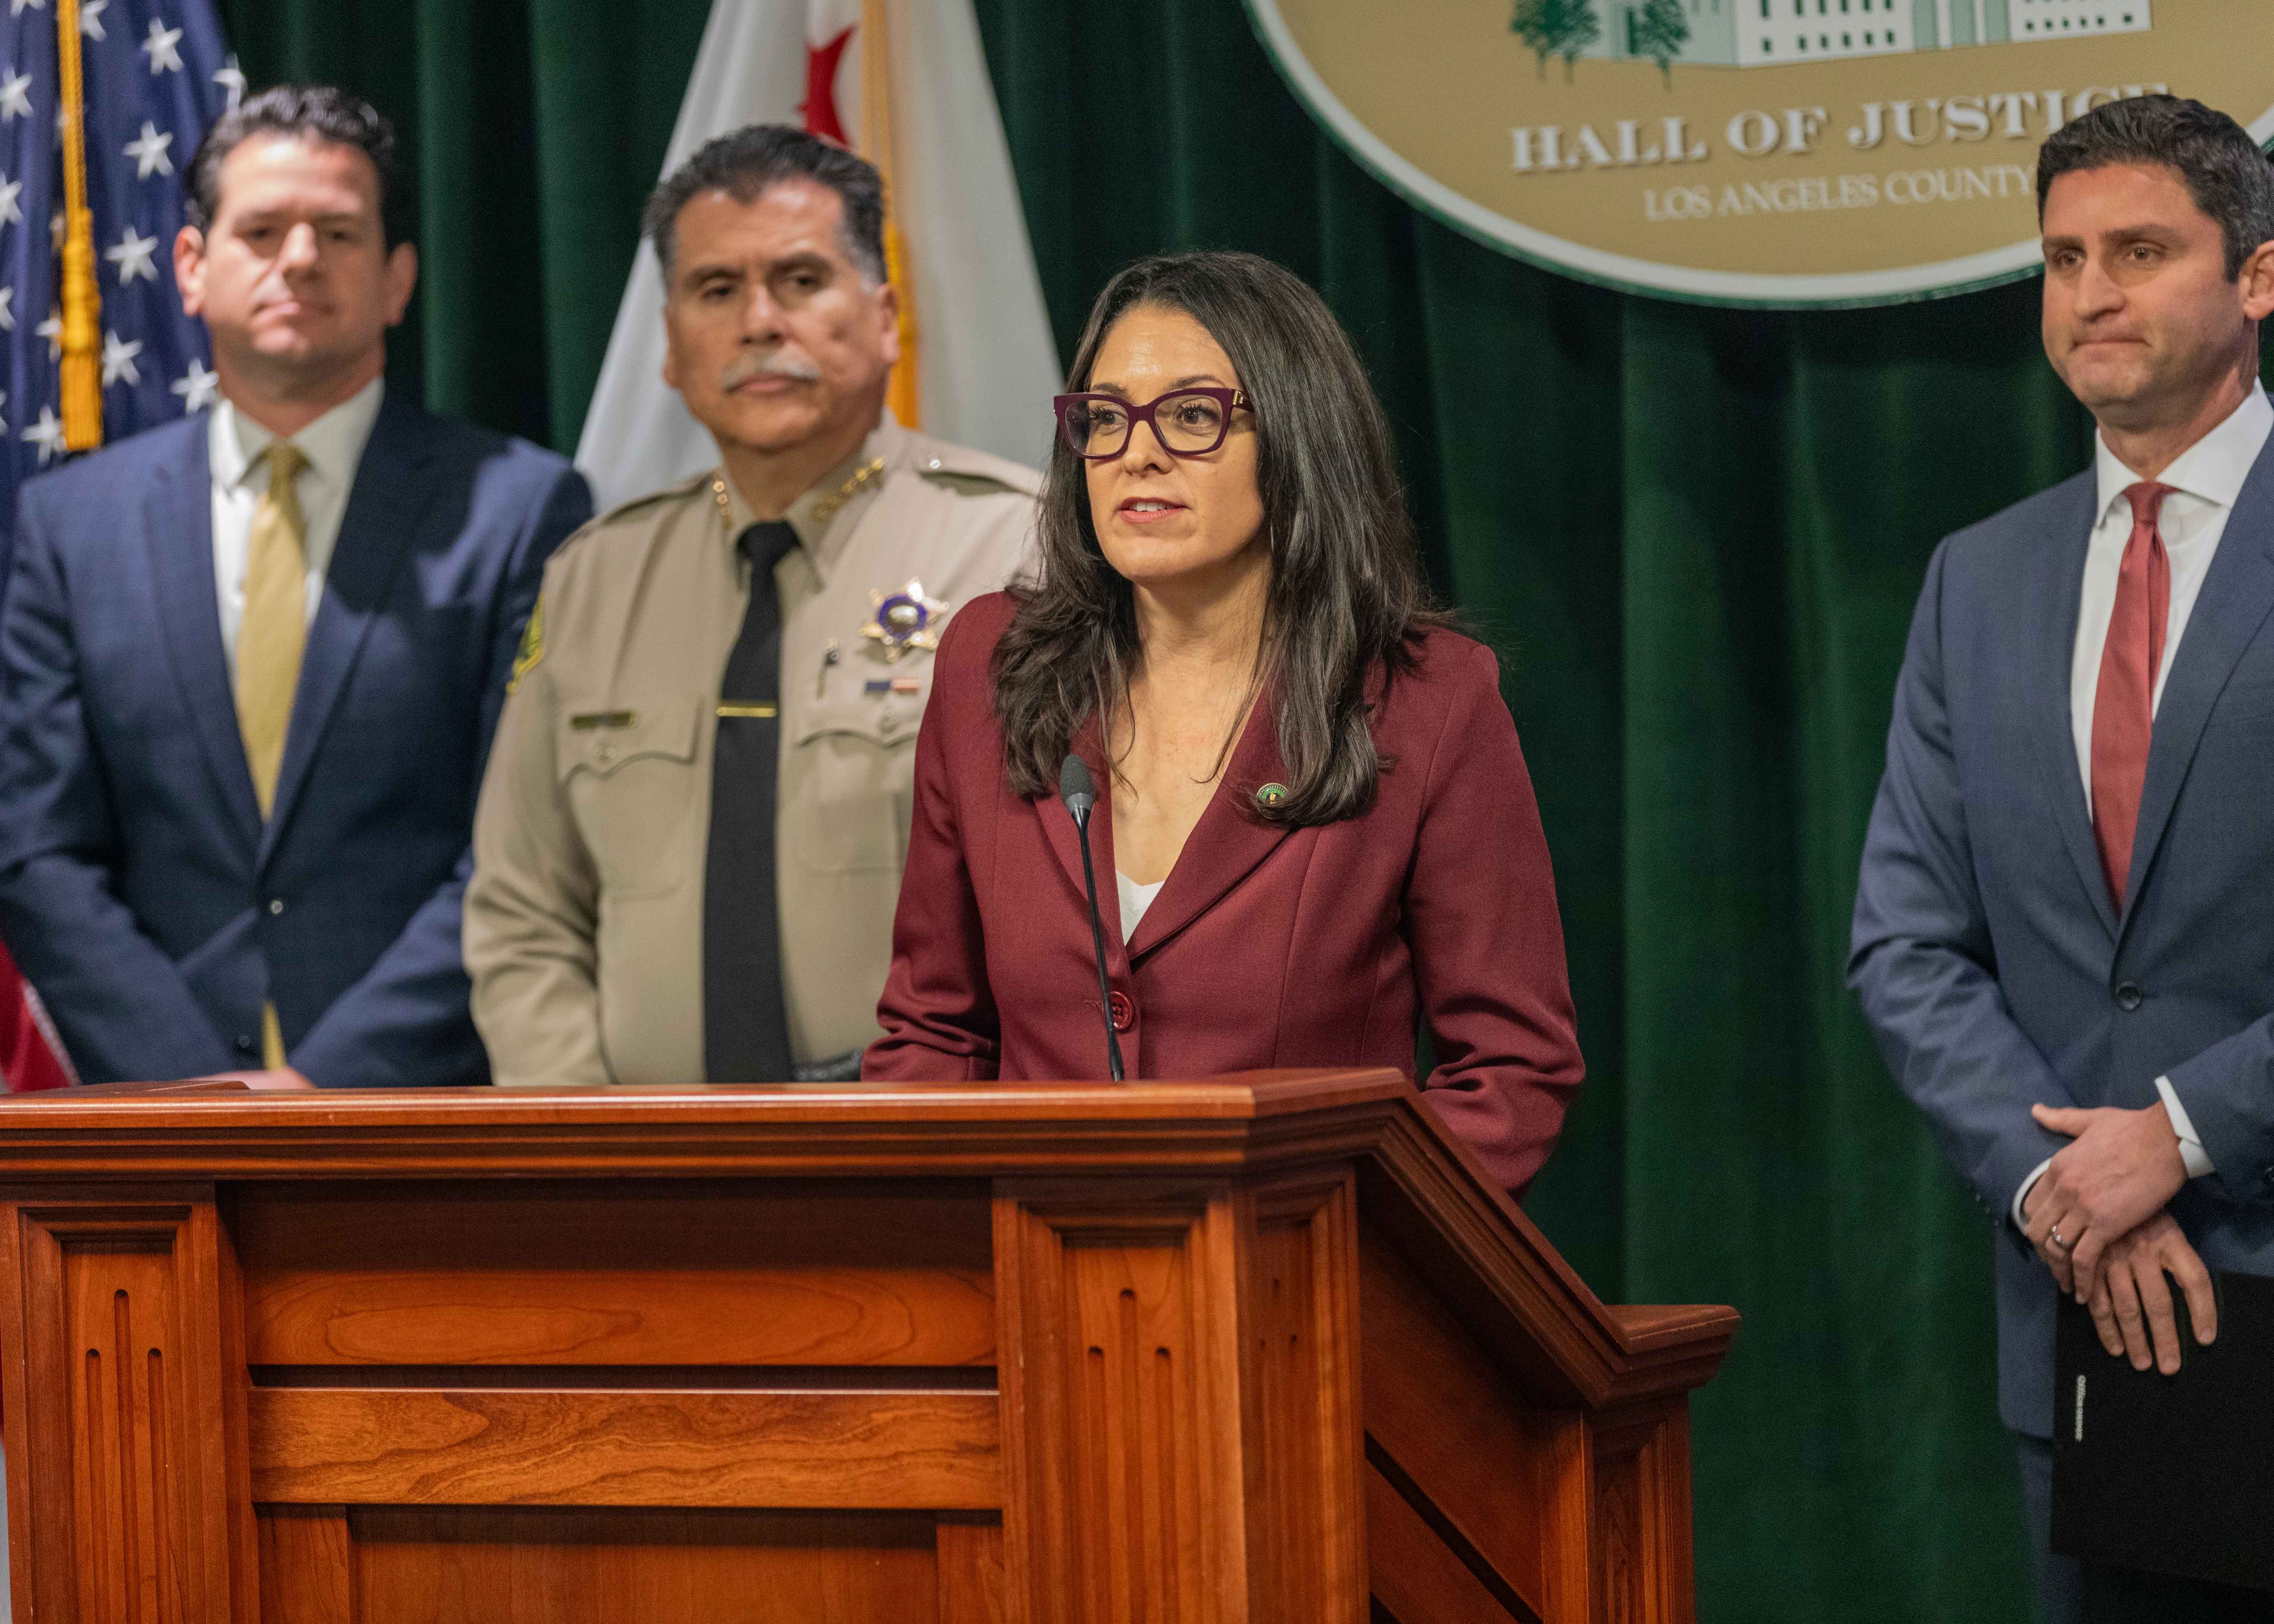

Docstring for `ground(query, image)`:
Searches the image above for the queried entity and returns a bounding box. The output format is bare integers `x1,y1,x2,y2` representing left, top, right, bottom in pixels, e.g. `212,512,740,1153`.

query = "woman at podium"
863,251,1582,1194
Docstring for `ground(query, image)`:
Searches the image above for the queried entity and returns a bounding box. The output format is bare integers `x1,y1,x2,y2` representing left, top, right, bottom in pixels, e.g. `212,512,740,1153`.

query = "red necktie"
2090,481,2174,908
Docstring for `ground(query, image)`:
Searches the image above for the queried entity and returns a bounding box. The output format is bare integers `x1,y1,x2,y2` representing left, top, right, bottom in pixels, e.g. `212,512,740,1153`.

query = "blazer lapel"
1034,715,1131,962
2120,442,2274,929
145,421,262,856
1125,689,1294,960
260,395,440,867
2025,475,2117,941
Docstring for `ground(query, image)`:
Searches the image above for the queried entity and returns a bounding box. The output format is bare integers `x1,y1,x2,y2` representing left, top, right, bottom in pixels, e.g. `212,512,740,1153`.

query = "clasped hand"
2021,1102,2213,1374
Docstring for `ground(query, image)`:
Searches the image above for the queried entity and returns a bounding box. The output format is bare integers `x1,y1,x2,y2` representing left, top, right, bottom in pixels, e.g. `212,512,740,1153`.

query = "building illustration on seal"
1577,0,2150,68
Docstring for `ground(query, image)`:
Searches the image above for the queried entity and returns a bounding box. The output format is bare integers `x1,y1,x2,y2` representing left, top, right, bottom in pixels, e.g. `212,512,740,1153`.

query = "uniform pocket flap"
557,693,702,781
793,679,927,748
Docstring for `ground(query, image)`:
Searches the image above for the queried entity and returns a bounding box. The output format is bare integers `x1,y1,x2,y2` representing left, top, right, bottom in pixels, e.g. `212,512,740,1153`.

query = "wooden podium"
0,1070,1733,1623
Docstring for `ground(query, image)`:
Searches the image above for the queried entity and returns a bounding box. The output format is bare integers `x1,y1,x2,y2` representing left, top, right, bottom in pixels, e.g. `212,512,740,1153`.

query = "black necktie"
703,520,800,1082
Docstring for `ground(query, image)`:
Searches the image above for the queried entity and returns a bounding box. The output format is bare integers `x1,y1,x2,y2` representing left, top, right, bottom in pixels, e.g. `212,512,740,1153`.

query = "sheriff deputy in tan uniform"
465,125,1036,1086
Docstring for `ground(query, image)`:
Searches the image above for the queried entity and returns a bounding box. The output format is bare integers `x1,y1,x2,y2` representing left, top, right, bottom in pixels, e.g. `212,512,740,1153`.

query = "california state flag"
574,0,1061,510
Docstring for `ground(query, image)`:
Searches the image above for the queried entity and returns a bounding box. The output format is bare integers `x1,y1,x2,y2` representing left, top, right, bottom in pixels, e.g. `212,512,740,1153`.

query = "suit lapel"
145,420,262,856
2026,475,2117,941
1125,687,1293,960
2120,441,2274,930
260,395,441,867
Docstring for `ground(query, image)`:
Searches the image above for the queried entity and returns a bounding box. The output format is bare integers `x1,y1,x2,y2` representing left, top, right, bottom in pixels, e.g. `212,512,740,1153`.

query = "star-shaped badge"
860,580,949,662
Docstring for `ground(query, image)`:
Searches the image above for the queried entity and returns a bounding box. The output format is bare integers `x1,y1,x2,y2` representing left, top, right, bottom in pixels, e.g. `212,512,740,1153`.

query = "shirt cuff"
2155,1075,2216,1180
2012,1158,2053,1231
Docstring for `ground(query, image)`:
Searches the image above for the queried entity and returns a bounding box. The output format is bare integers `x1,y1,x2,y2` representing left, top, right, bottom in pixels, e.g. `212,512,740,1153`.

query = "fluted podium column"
995,1169,1364,1620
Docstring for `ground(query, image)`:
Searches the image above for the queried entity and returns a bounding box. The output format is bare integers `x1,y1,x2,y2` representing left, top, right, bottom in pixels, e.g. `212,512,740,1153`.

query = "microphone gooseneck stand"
1057,754,1126,1082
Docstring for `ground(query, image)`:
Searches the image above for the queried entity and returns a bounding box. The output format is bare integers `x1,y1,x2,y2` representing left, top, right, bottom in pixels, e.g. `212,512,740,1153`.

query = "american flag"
0,0,235,555
0,0,235,1091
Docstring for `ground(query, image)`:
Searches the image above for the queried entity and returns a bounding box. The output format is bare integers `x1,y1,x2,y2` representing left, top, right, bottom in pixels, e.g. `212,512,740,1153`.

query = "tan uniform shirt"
466,415,1038,1085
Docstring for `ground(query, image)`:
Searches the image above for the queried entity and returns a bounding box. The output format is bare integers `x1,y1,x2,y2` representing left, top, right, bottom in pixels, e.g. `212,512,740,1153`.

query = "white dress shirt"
2012,385,2273,1227
208,377,385,669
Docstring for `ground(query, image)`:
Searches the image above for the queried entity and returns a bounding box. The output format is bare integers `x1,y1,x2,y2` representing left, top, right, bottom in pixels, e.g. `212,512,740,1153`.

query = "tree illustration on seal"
1631,0,1690,86
1511,0,1601,82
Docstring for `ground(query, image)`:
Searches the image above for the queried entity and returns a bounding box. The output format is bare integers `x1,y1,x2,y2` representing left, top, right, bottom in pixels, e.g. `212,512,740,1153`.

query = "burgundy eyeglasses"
1052,386,1253,460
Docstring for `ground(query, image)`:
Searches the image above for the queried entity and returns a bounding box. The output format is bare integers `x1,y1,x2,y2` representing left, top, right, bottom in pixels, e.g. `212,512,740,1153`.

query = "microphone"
1057,754,1126,1082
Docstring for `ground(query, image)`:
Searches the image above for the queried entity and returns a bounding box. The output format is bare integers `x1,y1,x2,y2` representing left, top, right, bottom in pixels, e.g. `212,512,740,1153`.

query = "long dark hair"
991,251,1447,825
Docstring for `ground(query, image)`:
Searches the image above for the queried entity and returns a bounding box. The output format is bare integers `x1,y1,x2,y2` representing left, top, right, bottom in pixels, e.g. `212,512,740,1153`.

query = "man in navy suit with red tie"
1852,97,2274,1620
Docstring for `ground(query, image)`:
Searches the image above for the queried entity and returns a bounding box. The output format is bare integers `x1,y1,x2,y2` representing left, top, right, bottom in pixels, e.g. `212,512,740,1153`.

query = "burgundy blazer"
865,592,1584,1194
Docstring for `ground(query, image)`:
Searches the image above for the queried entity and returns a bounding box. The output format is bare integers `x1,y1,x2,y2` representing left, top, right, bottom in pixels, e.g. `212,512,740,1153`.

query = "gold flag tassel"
859,0,920,431
56,0,103,452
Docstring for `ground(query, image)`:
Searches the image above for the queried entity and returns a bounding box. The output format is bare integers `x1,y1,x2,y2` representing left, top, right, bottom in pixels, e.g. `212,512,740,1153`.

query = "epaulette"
905,439,1044,499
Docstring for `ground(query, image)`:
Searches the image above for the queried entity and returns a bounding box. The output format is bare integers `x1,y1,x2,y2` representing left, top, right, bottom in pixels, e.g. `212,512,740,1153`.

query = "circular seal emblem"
1242,0,2274,306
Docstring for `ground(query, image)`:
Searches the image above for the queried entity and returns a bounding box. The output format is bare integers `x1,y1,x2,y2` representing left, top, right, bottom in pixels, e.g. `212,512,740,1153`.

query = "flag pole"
859,0,920,431
55,0,103,452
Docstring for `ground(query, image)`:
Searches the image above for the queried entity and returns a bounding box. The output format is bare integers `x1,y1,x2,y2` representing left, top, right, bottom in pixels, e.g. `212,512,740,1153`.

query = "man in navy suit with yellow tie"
0,85,588,1088
1853,97,2274,1620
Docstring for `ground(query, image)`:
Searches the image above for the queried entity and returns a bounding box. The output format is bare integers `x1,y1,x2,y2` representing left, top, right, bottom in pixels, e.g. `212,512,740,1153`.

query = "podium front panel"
0,1075,1732,1624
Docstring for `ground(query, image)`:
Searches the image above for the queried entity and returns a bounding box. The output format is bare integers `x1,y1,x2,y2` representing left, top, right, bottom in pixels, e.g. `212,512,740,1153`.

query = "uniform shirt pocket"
787,681,923,876
557,693,702,898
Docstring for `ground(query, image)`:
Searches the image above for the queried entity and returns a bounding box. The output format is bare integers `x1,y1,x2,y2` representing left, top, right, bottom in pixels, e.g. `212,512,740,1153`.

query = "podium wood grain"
0,1073,1735,1623
247,1386,1000,1506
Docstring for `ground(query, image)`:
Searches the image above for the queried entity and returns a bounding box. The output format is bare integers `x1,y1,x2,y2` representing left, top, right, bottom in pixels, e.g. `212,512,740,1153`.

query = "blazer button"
2114,982,2143,1012
1107,990,1134,1032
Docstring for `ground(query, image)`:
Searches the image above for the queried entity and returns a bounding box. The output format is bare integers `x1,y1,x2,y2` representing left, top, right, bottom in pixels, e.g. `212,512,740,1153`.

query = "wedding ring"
2049,1228,2072,1250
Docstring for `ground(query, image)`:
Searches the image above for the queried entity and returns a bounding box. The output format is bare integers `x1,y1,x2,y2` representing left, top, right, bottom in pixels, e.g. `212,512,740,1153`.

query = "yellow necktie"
235,441,308,819
235,442,307,1073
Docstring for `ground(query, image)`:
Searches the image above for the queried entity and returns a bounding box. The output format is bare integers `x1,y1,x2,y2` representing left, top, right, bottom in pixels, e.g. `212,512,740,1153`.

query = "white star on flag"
0,174,20,228
100,330,142,387
124,121,173,179
0,391,10,434
171,359,218,413
22,406,65,466
0,71,31,123
0,288,15,334
78,0,103,39
140,17,184,74
104,224,158,284
214,55,245,110
7,0,45,17
35,309,58,359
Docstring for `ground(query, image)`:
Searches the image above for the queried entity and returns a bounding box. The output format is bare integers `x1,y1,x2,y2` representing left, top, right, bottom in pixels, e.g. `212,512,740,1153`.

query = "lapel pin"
1254,782,1290,811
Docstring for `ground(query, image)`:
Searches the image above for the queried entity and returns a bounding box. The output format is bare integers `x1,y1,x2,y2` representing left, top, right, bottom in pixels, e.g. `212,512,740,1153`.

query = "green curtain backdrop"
209,1,2221,1617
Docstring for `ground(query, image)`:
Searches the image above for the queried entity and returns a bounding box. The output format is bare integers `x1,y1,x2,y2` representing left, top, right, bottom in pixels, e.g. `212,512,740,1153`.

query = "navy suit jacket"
1851,439,2274,1439
0,393,590,1088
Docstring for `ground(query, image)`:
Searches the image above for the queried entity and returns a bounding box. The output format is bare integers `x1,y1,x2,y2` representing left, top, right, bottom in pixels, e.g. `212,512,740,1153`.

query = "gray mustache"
721,353,823,389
